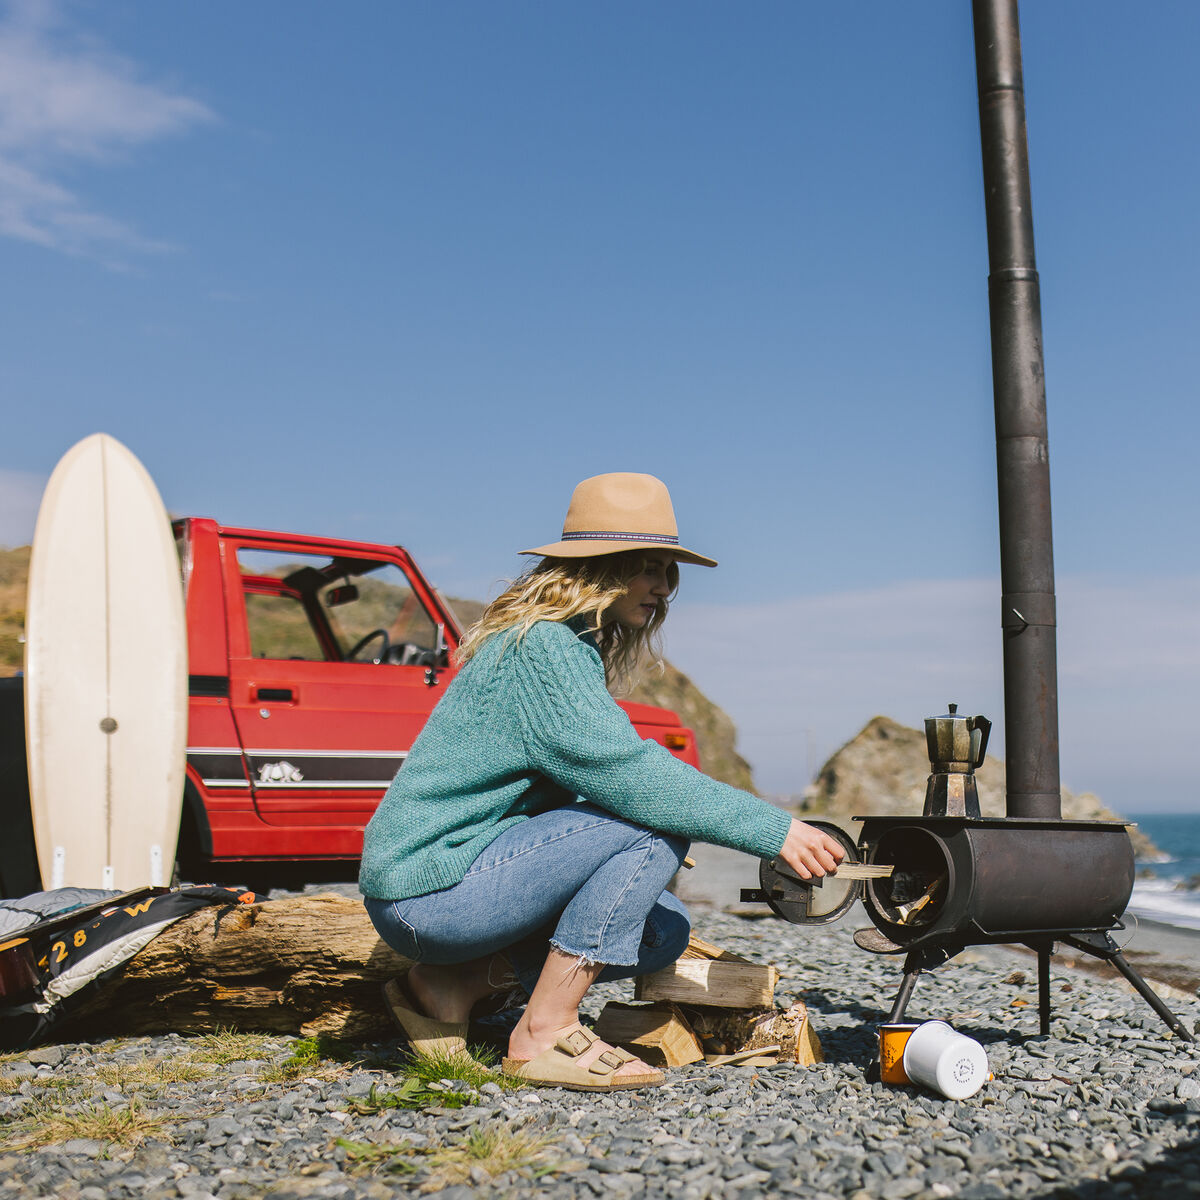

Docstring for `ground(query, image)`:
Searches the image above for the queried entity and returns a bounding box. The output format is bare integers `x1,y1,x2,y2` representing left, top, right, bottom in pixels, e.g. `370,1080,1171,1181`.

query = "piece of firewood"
679,933,755,964
593,1001,705,1067
830,863,894,880
771,862,894,882
705,1045,779,1066
635,957,779,1009
687,1000,823,1065
791,1001,824,1066
53,894,412,1041
897,876,946,924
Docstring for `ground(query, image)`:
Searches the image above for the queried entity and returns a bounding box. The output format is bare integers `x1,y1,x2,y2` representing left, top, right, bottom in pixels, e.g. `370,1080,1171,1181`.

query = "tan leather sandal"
382,976,468,1057
502,1025,664,1092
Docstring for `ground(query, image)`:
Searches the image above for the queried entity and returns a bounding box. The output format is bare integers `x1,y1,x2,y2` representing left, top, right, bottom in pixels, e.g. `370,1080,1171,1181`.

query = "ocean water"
1126,814,1200,932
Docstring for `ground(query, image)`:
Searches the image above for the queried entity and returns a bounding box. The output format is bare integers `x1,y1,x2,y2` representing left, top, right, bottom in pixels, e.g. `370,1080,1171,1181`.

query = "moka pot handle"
969,715,992,769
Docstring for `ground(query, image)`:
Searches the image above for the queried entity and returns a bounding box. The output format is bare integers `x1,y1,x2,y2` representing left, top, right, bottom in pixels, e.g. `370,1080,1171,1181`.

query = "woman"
360,472,844,1091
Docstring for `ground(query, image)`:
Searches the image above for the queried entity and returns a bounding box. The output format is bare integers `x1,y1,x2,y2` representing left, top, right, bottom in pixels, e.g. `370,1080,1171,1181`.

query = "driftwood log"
57,895,412,1042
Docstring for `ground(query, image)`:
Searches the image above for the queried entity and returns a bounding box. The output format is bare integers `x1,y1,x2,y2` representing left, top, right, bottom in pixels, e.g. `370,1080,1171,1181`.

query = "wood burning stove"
743,727,1193,1043
743,2,1194,1046
859,817,1134,950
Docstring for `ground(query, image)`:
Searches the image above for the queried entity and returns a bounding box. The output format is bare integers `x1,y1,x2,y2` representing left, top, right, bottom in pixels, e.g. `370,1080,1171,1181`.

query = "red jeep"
174,519,701,876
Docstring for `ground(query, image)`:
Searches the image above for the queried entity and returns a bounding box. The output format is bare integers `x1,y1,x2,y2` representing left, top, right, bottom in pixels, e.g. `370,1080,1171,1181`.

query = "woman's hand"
778,819,846,879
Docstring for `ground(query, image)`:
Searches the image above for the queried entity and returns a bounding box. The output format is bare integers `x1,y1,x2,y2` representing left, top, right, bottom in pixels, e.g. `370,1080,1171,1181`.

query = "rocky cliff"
625,661,756,793
797,714,1160,860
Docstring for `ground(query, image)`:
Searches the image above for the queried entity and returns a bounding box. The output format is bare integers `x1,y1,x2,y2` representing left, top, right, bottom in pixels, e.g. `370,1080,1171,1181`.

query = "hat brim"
520,539,717,568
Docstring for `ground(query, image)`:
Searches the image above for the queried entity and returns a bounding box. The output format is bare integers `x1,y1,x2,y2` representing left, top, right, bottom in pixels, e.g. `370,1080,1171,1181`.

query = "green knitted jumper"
358,618,792,901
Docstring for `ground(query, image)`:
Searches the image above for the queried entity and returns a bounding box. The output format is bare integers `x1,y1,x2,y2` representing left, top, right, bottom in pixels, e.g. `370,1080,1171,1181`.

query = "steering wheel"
347,628,391,663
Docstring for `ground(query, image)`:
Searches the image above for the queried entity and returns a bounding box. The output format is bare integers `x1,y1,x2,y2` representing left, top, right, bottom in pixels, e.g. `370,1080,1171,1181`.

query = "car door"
223,540,455,845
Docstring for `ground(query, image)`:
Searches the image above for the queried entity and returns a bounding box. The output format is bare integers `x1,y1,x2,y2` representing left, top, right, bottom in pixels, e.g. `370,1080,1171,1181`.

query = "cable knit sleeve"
506,622,792,859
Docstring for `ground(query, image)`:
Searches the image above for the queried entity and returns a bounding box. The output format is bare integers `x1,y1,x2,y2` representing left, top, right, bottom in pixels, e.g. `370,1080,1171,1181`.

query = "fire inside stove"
865,827,951,932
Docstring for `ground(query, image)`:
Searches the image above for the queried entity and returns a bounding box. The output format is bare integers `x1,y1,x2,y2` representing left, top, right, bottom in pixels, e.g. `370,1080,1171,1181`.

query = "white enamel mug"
901,1020,989,1100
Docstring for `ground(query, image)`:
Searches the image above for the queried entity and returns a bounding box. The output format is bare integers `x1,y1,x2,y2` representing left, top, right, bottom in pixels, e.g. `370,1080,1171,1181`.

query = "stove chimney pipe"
973,0,1061,819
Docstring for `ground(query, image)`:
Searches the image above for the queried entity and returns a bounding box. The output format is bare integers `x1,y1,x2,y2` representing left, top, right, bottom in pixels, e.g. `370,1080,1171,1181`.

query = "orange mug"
878,1023,920,1085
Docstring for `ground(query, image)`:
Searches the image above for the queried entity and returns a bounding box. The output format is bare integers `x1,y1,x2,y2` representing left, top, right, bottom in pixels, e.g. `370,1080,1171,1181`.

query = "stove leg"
1107,950,1195,1043
885,945,961,1023
1062,932,1195,1044
887,955,923,1023
1037,943,1052,1036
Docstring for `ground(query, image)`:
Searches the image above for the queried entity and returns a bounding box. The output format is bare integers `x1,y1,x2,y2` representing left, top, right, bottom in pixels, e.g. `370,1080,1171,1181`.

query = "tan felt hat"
521,472,717,568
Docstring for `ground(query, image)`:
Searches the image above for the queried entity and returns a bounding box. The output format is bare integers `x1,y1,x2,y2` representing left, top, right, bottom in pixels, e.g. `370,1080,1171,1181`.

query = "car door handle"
255,687,295,702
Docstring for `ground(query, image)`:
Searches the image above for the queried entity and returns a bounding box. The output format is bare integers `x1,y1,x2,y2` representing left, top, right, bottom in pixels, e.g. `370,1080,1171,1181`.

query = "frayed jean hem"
546,938,634,970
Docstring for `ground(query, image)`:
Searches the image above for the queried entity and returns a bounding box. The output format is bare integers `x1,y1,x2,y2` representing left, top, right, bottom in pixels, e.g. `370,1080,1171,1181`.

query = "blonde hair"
456,552,680,688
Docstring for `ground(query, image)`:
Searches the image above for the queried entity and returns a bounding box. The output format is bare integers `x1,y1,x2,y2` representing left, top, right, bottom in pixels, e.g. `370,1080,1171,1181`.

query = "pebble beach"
3,899,1200,1200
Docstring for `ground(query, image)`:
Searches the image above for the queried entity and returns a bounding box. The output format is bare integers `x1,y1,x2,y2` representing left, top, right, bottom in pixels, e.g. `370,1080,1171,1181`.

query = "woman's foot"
405,957,517,1024
507,1019,658,1084
503,1021,663,1090
381,978,468,1057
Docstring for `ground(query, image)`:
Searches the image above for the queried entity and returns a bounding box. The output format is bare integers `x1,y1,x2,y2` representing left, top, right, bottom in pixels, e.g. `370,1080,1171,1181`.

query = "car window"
236,547,438,664
243,587,325,660
319,569,438,661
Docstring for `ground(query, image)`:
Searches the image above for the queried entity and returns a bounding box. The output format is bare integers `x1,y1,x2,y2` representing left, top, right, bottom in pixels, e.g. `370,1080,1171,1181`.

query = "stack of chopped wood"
593,934,822,1068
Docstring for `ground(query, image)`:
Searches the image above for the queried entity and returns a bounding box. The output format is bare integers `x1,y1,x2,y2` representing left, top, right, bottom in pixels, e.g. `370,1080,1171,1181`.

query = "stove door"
750,821,862,925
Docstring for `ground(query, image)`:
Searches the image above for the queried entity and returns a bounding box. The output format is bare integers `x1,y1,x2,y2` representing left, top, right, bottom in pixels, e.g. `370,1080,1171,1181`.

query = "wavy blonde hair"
455,552,680,688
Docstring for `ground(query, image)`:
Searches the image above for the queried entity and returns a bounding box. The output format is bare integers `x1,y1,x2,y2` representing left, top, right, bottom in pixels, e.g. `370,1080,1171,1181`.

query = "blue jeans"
364,804,692,998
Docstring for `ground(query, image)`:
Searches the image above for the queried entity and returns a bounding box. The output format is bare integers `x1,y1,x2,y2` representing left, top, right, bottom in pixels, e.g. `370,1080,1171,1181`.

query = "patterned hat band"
520,473,717,566
561,530,680,545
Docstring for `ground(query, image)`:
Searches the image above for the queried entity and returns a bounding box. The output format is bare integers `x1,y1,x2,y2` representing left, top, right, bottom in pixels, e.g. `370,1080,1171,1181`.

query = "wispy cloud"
0,0,213,262
664,575,1200,812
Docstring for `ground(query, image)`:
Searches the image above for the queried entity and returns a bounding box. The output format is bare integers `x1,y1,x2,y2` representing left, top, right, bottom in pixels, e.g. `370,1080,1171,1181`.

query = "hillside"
625,661,756,793
0,546,29,675
798,714,1160,859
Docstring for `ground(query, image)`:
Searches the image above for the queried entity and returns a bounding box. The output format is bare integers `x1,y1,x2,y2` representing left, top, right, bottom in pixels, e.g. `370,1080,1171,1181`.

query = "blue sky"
2,0,1197,812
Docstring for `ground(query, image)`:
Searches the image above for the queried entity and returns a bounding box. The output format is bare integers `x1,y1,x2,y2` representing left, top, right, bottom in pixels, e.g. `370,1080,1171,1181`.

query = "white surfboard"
24,434,187,890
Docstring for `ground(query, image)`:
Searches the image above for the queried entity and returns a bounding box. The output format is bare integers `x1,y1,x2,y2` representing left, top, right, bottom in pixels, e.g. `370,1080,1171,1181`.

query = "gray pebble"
59,1139,105,1157
27,1045,69,1067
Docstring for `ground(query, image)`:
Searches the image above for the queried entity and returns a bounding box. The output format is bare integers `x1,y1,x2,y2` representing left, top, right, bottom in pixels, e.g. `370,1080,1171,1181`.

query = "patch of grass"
403,1044,507,1090
351,1077,451,1113
286,1035,358,1074
339,1124,568,1190
350,1044,518,1113
2,1098,174,1151
261,1034,361,1083
93,1059,215,1090
187,1028,276,1065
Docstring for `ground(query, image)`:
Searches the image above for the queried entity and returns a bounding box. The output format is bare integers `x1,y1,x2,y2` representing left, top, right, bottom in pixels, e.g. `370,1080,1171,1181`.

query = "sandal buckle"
558,1028,595,1057
591,1049,625,1074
